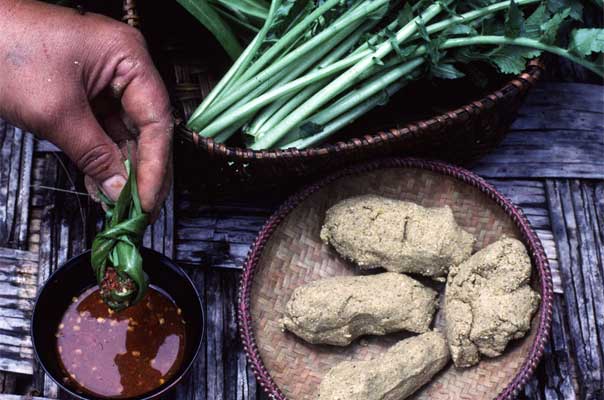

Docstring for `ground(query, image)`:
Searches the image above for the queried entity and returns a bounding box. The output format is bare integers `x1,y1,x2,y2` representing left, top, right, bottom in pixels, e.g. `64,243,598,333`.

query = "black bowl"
32,248,204,400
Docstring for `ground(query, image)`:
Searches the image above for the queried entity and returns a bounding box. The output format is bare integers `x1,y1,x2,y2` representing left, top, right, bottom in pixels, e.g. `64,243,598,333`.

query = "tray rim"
237,157,554,400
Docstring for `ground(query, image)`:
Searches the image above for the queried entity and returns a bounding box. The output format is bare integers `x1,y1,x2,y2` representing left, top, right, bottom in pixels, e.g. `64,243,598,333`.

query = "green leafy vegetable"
570,28,604,56
546,0,583,20
91,160,149,311
177,0,244,60
504,0,525,38
432,62,466,78
491,45,541,74
177,0,270,59
185,0,604,150
540,8,570,44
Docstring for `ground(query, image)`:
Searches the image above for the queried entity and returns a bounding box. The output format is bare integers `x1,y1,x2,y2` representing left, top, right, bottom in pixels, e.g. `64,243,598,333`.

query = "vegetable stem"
425,0,541,35
248,18,382,138
197,50,375,138
442,35,604,77
251,1,449,149
176,0,242,60
278,58,424,148
188,0,281,122
190,0,390,132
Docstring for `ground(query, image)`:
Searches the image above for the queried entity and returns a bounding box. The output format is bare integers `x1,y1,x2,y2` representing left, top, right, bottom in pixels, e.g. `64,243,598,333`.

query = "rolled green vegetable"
91,160,149,311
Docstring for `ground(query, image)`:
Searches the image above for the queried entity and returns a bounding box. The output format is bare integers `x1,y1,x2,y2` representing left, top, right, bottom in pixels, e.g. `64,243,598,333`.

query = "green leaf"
397,3,413,26
416,17,444,66
546,0,583,20
385,26,417,58
505,0,525,38
481,13,504,36
540,8,571,45
266,0,313,43
91,160,149,310
211,0,269,22
491,46,541,74
432,63,466,79
454,43,539,76
444,24,478,37
524,5,549,39
438,0,460,18
176,0,243,60
569,28,604,56
299,121,324,137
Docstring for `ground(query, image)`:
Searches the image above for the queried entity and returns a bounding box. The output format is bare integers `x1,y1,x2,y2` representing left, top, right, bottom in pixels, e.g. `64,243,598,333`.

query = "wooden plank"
0,125,34,250
14,131,34,249
0,123,17,245
33,140,60,153
175,202,272,269
221,270,257,400
523,294,579,400
0,248,38,375
546,179,604,399
4,128,22,248
171,269,207,399
487,179,562,293
143,168,175,258
29,154,89,398
0,373,16,395
172,269,258,400
205,270,225,398
0,123,35,390
471,83,604,179
472,131,604,179
0,124,33,248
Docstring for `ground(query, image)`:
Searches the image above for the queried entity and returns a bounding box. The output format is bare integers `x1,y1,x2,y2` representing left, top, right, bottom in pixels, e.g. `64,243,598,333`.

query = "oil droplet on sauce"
56,287,186,398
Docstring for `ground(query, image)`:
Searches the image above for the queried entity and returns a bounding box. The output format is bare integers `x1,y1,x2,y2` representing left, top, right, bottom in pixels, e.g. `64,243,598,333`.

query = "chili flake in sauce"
56,286,186,398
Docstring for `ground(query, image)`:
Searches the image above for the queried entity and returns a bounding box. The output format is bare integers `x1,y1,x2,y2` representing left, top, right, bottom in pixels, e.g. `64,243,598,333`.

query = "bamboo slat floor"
0,81,602,400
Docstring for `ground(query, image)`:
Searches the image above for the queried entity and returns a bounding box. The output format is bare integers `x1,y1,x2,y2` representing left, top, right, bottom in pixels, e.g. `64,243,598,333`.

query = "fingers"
51,106,127,201
148,151,173,222
113,52,173,214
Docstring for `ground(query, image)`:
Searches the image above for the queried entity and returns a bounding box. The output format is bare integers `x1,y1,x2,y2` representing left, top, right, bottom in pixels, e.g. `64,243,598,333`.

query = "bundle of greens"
177,0,270,59
91,161,149,311
186,0,604,150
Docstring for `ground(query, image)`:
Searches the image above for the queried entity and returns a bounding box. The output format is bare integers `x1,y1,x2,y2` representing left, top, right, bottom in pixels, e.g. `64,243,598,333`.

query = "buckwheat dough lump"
320,195,475,278
281,272,438,346
445,237,540,368
318,331,449,400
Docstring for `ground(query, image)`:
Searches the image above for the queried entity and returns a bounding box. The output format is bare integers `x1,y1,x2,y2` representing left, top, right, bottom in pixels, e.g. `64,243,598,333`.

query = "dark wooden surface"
0,79,602,400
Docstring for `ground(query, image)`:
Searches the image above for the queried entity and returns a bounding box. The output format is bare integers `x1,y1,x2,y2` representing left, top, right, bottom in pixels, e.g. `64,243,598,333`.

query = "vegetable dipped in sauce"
91,160,149,310
56,286,186,398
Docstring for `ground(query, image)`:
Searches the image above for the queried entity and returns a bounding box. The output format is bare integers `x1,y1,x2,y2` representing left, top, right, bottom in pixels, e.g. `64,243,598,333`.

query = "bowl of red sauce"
32,248,203,399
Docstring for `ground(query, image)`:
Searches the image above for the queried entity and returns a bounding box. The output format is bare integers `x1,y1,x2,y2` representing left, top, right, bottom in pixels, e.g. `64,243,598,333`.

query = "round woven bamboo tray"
238,158,553,400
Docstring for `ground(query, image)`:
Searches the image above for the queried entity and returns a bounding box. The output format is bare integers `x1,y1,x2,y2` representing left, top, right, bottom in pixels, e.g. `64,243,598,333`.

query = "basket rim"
237,157,554,400
178,60,544,161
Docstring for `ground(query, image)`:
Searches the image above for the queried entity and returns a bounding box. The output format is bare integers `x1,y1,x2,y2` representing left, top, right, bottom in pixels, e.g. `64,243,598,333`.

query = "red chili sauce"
56,286,186,398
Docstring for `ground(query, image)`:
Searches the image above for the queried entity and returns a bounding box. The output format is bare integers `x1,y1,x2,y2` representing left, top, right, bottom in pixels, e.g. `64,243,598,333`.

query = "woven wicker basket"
125,1,543,179
238,158,553,400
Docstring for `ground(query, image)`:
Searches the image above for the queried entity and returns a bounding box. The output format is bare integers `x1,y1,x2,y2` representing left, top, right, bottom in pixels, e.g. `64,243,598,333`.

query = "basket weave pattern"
126,1,543,179
173,59,543,177
238,158,553,400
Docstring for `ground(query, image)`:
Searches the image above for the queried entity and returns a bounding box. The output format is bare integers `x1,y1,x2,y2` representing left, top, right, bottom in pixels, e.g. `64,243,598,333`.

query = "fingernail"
101,175,126,201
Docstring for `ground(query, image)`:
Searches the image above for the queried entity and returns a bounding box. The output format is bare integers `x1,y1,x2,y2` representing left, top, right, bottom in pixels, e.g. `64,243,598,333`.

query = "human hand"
0,0,173,217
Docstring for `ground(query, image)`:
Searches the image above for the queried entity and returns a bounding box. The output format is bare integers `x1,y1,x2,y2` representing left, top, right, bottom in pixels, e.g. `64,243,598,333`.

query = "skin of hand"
0,0,173,218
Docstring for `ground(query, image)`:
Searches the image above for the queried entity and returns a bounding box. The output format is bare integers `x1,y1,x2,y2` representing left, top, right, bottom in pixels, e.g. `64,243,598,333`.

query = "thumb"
50,108,127,201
